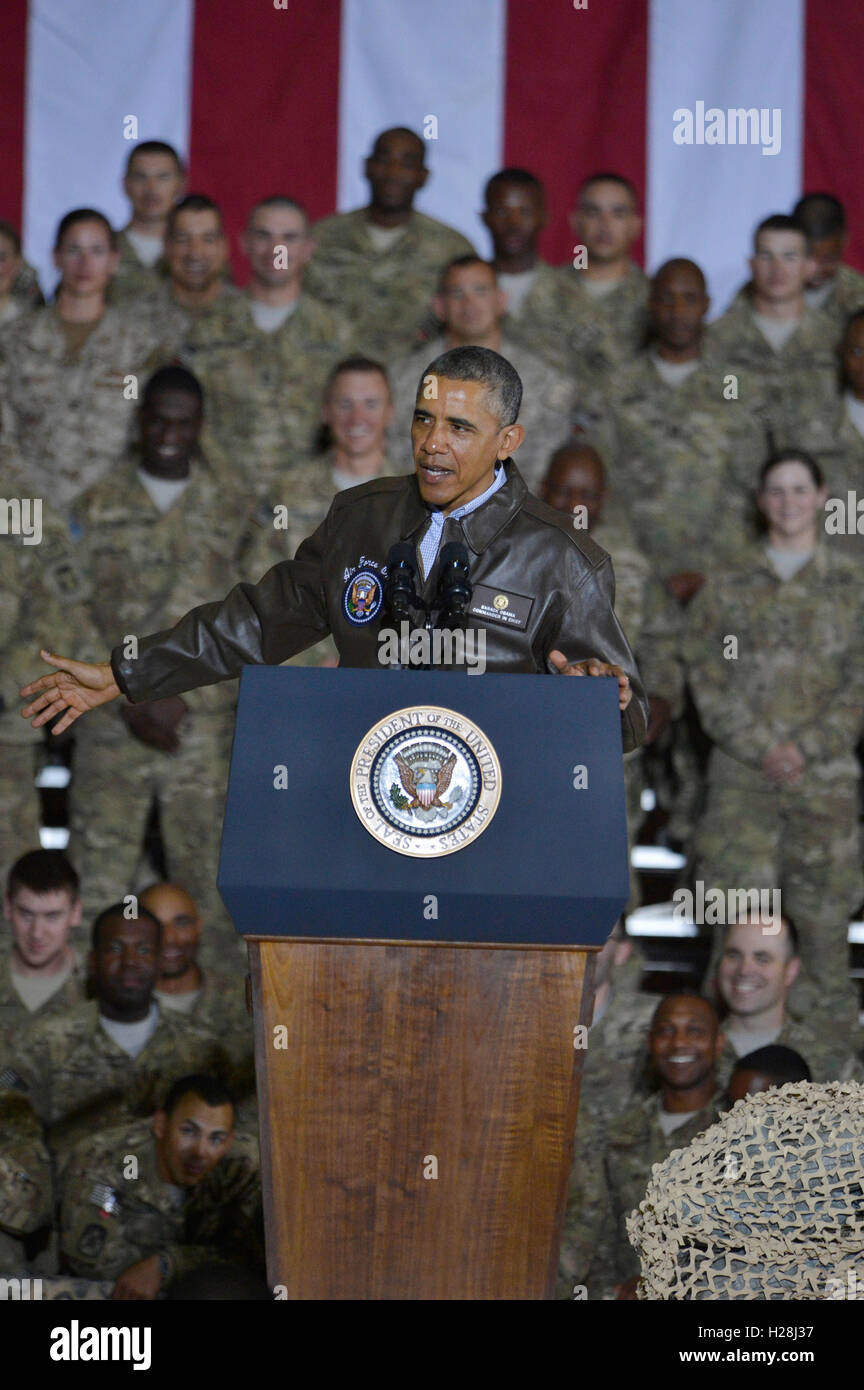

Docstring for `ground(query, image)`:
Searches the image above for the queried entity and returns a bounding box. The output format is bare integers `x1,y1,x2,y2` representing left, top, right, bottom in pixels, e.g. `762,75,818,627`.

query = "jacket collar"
395,459,528,554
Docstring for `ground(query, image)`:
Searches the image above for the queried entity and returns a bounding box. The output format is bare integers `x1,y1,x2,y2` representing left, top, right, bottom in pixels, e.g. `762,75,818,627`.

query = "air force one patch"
350,705,502,858
343,569,384,625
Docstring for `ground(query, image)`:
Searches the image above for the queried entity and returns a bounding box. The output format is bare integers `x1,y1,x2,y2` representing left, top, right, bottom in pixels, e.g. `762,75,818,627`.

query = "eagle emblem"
394,751,457,810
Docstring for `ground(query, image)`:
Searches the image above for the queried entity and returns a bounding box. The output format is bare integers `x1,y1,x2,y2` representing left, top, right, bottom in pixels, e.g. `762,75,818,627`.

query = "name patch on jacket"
469,585,534,630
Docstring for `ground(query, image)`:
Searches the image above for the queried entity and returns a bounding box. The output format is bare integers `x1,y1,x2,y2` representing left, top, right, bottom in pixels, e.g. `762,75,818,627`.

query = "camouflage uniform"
732,265,864,340
706,299,840,461
587,353,760,579
0,1000,228,1160
0,484,95,888
59,1117,263,1284
67,450,253,958
577,972,657,1141
556,261,650,365
0,1093,52,1273
558,1093,717,1298
109,230,169,305
10,260,44,310
499,258,618,397
304,207,475,359
0,306,173,511
181,291,355,498
0,954,86,1054
684,543,864,1018
388,332,575,492
157,967,254,1100
715,1017,863,1095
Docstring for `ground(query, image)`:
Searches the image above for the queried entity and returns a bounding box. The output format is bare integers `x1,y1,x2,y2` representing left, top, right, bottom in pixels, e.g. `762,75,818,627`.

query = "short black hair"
792,193,845,240
843,306,864,338
438,253,495,291
732,1044,811,1086
579,172,638,206
0,219,21,255
651,990,718,1025
247,195,308,229
54,208,116,252
484,168,545,203
370,127,425,160
126,140,185,176
167,194,223,238
420,345,522,427
91,902,162,952
142,364,203,408
7,850,79,902
162,1073,235,1116
759,449,824,490
754,214,808,249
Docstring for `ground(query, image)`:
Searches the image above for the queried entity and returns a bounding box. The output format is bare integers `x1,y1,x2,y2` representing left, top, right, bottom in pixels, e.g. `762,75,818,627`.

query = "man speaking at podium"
21,347,647,753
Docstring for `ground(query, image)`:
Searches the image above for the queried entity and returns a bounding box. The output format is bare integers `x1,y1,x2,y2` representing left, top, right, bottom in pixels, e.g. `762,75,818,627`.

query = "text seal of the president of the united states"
349,705,502,858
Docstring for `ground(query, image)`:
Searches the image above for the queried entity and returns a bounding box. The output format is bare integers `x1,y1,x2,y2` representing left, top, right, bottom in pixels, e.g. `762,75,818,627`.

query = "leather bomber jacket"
111,462,648,752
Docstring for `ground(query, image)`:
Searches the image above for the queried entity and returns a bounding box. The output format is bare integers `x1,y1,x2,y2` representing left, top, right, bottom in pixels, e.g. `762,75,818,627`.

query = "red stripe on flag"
503,0,649,268
188,0,342,282
0,0,28,229
804,0,864,273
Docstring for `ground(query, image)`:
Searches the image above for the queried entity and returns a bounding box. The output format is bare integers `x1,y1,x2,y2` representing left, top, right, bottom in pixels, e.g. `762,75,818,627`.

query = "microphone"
384,542,422,623
436,542,472,625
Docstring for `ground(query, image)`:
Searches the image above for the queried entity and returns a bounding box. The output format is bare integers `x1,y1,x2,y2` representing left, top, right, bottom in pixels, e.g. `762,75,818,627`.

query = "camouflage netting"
626,1081,864,1300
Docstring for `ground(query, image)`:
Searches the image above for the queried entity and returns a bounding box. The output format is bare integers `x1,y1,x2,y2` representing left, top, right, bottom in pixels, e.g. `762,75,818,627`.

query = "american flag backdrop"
1,0,862,316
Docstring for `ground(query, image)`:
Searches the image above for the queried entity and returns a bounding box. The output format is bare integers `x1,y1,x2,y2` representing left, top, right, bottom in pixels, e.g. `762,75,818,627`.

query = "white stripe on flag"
646,0,804,316
23,0,194,295
338,0,506,254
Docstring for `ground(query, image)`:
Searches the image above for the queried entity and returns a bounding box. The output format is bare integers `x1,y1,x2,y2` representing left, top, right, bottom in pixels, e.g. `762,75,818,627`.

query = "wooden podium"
219,668,628,1300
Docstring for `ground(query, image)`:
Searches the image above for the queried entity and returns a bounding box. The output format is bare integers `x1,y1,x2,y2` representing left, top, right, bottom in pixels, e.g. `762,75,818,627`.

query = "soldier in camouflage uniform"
558,993,722,1299
684,455,864,1024
305,127,475,359
713,917,862,1093
110,141,185,305
136,195,239,353
59,1074,262,1296
538,442,679,905
0,905,228,1162
142,883,253,1098
0,1092,52,1273
480,168,615,389
0,475,95,884
243,355,399,668
0,209,173,512
67,366,252,955
557,173,650,366
707,216,841,458
1,852,86,1051
388,257,575,491
181,197,354,498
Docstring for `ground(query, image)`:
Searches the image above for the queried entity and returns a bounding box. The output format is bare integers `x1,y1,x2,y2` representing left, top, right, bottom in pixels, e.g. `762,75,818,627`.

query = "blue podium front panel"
218,667,629,946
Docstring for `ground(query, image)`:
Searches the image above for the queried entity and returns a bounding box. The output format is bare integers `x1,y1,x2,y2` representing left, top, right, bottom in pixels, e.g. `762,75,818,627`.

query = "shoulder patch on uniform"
77,1224,108,1259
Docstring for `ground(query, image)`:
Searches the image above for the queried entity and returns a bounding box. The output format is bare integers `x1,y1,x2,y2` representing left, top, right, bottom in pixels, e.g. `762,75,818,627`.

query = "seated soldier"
559,992,724,1301
387,255,575,490
0,903,227,1161
725,1043,811,1106
59,1073,263,1300
713,913,861,1092
0,1092,52,1275
141,882,253,1096
1,851,86,1050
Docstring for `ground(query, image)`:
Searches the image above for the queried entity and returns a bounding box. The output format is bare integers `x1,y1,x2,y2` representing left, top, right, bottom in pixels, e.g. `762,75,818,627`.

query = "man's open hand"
111,1253,163,1301
548,650,632,711
20,649,121,734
